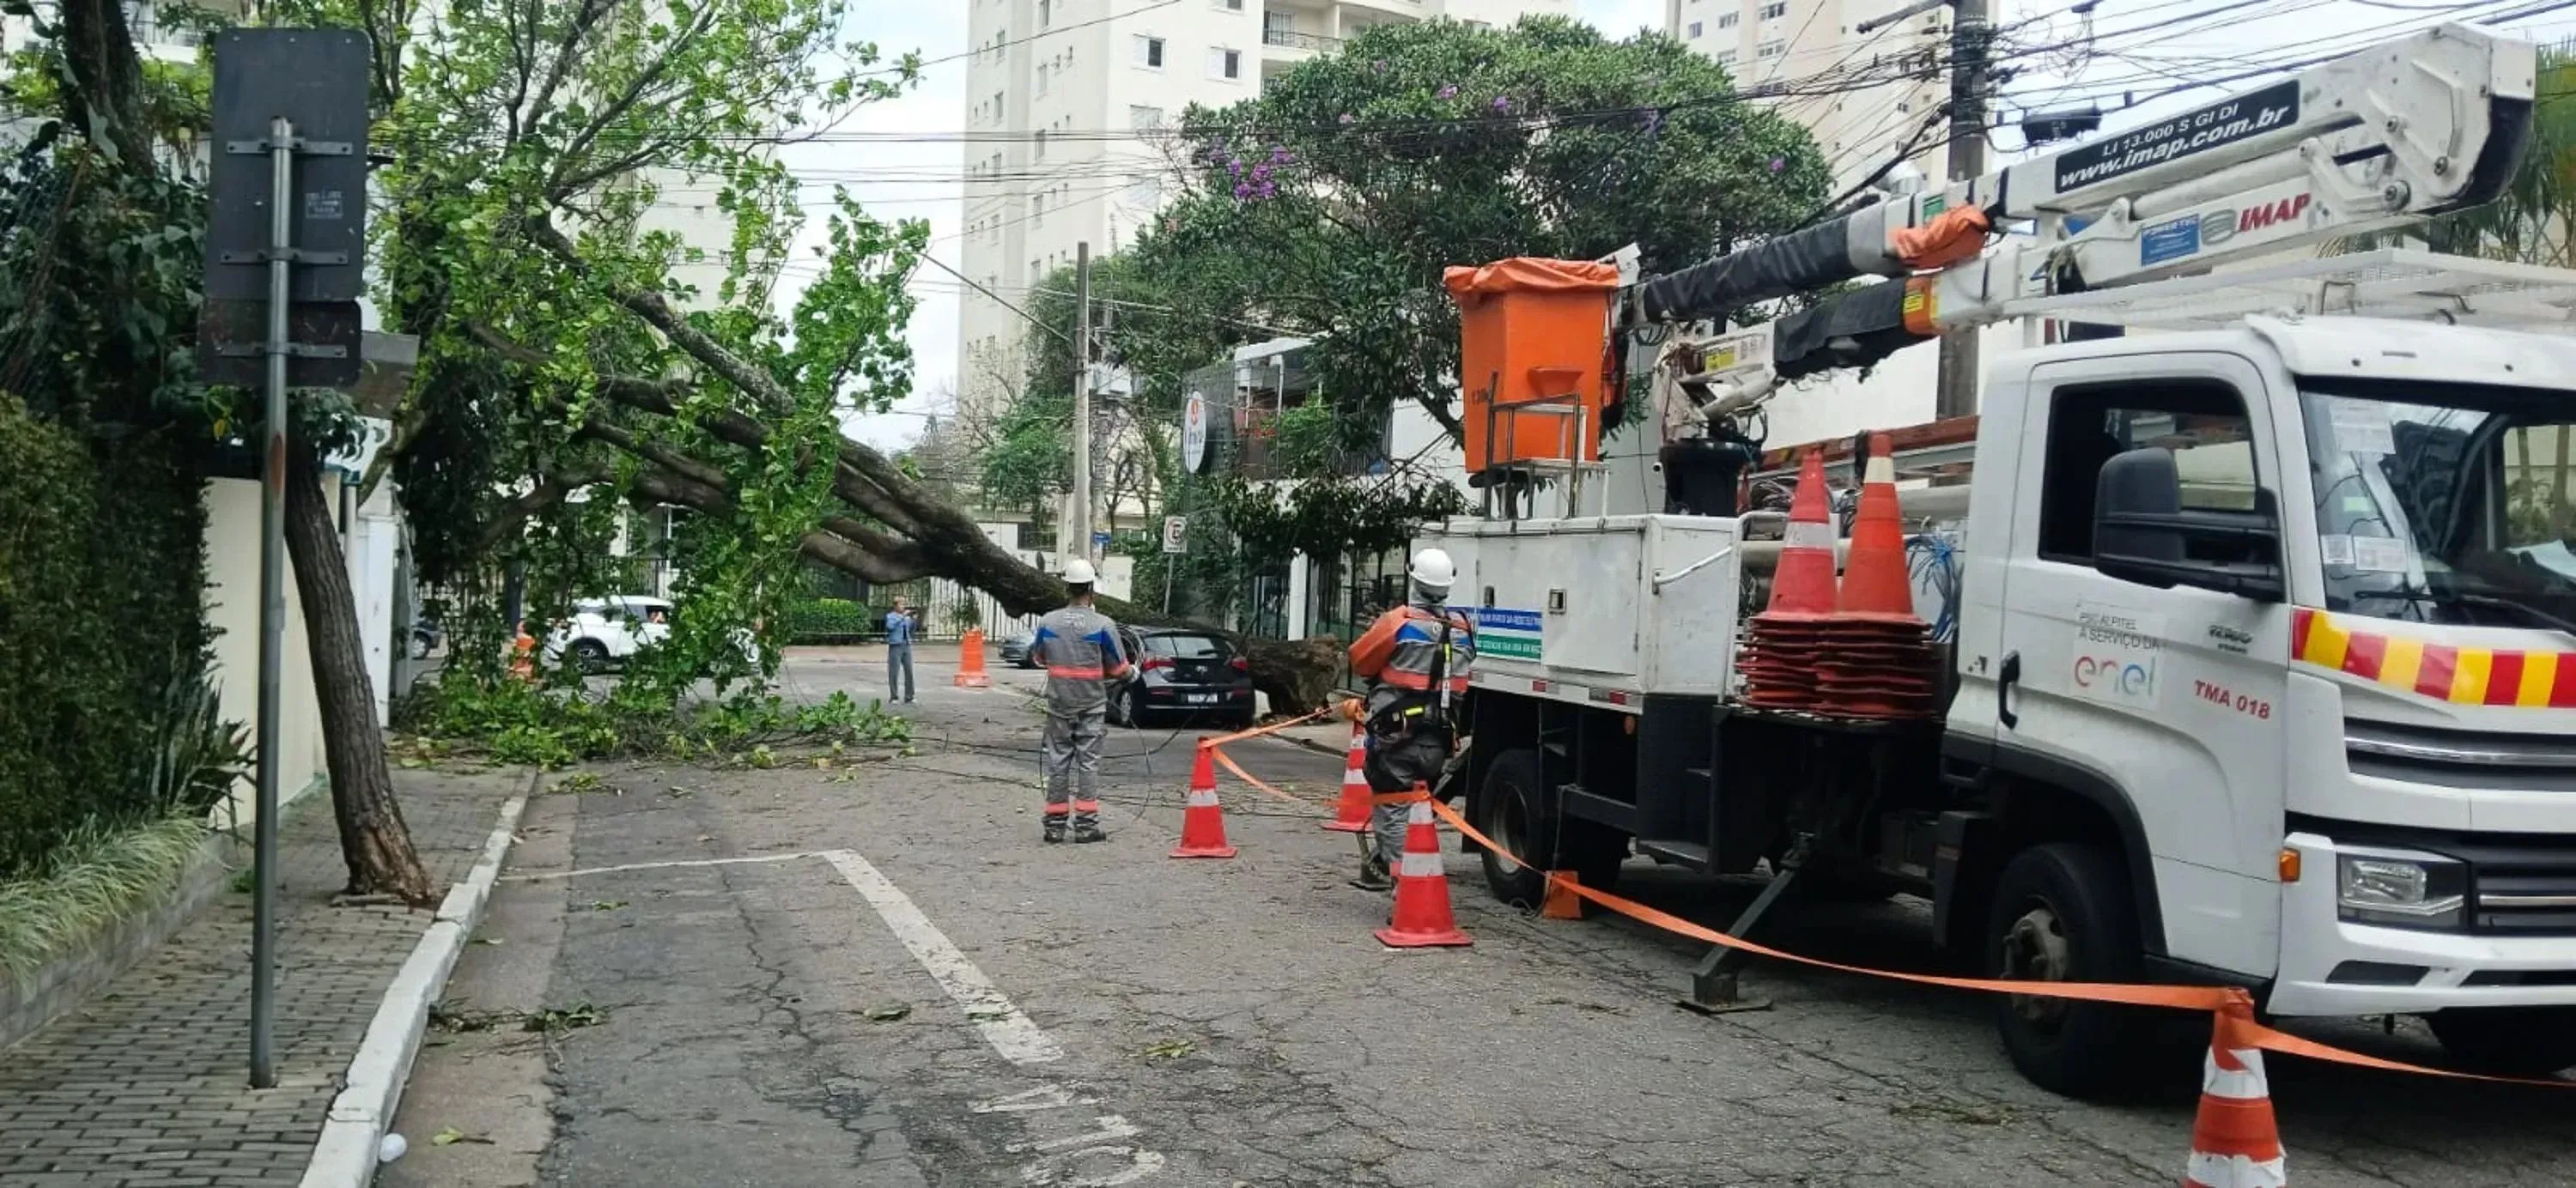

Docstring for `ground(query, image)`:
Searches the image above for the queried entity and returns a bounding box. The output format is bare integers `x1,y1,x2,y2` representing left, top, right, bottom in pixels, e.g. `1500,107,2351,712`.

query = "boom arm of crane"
1631,23,2536,393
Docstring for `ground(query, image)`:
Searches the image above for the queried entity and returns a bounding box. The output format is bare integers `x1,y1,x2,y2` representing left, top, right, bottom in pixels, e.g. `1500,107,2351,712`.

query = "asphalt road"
382,649,2576,1187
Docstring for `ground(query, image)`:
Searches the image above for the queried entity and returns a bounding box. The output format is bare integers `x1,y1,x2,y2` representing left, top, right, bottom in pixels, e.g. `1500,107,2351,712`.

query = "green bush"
785,597,876,644
0,394,212,880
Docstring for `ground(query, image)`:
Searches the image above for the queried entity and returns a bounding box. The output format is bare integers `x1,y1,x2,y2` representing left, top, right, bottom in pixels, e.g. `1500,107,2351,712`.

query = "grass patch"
0,814,212,985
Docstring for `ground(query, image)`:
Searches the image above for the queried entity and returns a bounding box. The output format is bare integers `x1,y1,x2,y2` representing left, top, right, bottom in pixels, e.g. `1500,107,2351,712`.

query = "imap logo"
2073,653,2156,703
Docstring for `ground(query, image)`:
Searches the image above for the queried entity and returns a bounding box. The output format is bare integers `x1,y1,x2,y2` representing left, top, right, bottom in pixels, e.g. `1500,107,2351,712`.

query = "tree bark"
283,448,440,906
54,0,155,182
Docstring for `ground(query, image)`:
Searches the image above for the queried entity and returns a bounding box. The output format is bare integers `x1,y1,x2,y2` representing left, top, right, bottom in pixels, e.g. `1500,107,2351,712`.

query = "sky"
787,0,2576,452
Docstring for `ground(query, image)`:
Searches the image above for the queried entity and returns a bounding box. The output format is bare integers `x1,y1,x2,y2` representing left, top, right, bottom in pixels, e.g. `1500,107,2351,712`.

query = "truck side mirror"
2091,447,2286,603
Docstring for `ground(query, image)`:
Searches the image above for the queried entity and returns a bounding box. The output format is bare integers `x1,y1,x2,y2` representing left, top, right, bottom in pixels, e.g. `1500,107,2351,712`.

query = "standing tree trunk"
283,448,439,906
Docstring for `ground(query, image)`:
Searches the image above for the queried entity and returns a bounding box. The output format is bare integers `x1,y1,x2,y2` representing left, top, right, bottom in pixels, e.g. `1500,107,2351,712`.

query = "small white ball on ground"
378,1133,408,1163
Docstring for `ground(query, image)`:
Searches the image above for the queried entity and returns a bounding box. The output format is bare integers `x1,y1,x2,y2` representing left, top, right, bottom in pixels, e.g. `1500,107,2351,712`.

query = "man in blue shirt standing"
884,597,917,704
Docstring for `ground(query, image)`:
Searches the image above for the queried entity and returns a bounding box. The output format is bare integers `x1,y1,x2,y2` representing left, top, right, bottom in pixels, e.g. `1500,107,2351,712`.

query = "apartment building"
1666,0,1947,192
1654,0,2005,453
957,0,1577,427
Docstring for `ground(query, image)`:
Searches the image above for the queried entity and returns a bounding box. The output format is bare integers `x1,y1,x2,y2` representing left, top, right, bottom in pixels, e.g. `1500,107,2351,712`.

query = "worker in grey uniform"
1346,548,1475,888
1031,559,1132,844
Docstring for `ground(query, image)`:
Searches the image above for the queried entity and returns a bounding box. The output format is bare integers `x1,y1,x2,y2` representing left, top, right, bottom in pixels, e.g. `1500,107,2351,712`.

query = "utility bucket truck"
1427,24,2576,1096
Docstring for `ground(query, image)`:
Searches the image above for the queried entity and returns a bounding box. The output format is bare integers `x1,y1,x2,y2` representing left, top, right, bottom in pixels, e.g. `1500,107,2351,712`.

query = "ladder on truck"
1631,22,2543,428
1739,249,2576,488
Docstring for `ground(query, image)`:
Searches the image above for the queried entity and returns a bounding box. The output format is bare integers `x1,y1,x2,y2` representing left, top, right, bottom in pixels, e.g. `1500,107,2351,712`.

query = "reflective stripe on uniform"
1048,665,1105,680
1072,799,1100,813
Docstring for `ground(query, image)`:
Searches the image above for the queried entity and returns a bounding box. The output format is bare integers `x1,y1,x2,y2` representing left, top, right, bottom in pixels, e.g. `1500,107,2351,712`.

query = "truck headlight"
2336,850,2468,930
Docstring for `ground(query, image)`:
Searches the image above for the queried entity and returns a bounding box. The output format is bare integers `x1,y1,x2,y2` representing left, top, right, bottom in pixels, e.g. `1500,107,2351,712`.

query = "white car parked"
543,597,672,673
542,596,761,676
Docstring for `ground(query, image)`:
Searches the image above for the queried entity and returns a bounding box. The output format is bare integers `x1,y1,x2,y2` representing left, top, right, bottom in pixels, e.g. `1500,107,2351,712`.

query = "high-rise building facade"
957,0,1577,425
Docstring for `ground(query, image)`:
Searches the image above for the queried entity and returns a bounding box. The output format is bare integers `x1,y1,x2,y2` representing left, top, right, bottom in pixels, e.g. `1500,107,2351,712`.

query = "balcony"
1262,28,1340,52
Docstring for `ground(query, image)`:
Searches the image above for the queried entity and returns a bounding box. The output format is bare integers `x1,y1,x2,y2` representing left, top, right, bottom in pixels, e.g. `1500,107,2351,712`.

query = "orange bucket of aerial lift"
1443,258,1619,477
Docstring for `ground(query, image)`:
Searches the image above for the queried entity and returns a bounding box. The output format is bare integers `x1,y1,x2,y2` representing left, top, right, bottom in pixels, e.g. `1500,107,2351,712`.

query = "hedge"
785,597,880,645
0,395,212,880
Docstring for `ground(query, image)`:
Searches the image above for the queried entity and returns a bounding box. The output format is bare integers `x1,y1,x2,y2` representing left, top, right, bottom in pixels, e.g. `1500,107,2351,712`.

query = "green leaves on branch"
1208,475,1467,566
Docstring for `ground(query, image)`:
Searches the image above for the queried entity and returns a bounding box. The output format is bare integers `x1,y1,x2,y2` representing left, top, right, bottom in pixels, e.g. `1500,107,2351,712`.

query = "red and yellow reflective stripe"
2293,608,2576,707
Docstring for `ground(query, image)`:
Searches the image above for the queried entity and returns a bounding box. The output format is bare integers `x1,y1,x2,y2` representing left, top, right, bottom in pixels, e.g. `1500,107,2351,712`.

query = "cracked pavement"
383,650,2576,1186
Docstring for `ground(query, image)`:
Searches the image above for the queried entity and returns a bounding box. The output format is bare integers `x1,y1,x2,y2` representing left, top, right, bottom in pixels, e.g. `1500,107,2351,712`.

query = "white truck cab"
1953,317,2576,1067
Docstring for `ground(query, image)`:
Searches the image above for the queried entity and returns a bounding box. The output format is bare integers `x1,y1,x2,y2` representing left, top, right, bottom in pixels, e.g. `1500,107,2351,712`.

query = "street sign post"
1162,516,1188,554
204,27,370,1092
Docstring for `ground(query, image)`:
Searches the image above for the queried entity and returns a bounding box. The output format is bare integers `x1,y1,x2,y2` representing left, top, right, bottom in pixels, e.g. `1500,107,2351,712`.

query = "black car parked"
1109,627,1255,728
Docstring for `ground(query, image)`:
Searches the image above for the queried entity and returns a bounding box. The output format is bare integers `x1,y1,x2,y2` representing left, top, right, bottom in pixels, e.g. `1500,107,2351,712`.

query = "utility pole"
1070,241,1093,566
1935,0,1990,420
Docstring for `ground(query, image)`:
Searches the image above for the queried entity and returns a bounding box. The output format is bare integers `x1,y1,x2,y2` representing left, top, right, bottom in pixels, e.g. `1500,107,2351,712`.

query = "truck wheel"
1475,747,1624,908
1986,843,2147,1099
570,639,611,674
2428,1007,2576,1076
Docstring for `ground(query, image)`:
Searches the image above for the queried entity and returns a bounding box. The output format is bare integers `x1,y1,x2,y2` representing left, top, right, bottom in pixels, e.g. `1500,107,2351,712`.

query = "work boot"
1353,855,1394,891
1043,822,1066,845
1072,823,1109,844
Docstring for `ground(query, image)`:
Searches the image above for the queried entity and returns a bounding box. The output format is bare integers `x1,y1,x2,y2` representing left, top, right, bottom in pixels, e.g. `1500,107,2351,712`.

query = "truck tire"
1985,843,2148,1099
1475,747,1625,908
2427,1007,2576,1076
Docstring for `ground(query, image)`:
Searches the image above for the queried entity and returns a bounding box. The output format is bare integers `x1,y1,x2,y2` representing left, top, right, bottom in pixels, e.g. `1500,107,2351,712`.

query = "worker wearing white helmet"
1346,546,1477,888
1030,558,1132,844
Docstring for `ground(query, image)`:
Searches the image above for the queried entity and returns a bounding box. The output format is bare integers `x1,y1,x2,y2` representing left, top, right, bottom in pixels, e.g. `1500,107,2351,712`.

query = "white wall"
203,478,331,830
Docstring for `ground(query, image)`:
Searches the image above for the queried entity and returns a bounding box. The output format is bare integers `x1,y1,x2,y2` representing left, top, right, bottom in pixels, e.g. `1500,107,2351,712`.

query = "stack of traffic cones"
2182,993,2288,1187
954,627,992,688
1322,723,1373,833
1170,741,1238,859
1736,450,1838,711
1812,433,1940,720
1376,789,1473,949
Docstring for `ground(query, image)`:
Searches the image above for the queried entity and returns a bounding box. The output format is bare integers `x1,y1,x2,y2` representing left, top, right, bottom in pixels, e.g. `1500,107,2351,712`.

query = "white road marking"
498,851,822,882
820,849,1067,1066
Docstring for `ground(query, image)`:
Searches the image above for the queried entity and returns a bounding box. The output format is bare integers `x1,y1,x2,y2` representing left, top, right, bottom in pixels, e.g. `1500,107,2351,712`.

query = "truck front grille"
2453,836,2576,935
2344,718,2576,792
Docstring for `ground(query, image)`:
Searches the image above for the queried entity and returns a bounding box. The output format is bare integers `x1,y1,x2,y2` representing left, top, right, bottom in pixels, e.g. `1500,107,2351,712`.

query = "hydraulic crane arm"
1631,23,2535,386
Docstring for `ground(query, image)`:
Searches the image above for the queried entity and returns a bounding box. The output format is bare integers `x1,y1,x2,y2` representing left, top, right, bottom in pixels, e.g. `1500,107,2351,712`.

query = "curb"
297,773,534,1188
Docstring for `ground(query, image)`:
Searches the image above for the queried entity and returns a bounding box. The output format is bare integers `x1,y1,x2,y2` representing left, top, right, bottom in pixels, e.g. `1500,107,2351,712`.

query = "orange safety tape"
1420,796,2576,1088
1200,707,1330,749
1203,742,2576,1089
1205,746,1331,809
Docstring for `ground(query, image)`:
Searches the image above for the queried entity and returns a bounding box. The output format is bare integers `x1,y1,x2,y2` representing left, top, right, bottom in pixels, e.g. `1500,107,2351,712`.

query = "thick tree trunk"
283,449,440,906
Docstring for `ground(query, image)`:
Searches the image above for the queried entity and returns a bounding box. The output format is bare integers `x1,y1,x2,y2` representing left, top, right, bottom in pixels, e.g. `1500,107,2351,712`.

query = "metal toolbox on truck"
1426,514,1745,704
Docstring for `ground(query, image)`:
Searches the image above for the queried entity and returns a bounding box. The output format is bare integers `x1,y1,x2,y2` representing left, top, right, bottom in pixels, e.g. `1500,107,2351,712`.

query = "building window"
1718,11,1738,27
1687,21,1702,36
1210,47,1242,80
1033,192,1045,225
1135,34,1165,69
1217,0,1243,9
1035,129,1048,158
1130,105,1164,130
1036,64,1049,95
1714,49,1736,64
1031,258,1043,282
1759,2,1786,19
1757,39,1784,58
1038,0,1050,27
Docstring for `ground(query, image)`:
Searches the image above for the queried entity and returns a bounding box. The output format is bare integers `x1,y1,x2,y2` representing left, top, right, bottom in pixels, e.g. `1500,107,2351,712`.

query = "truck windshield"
2300,380,2576,634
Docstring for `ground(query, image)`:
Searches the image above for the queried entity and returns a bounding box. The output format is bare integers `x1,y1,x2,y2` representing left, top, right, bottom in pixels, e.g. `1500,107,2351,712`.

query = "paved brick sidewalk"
0,767,526,1187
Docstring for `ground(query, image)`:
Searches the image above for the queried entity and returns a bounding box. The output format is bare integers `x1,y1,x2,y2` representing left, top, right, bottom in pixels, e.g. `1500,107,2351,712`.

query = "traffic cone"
1837,432,1917,621
2183,991,2287,1188
1764,449,1838,619
1322,723,1372,833
1376,790,1473,949
1540,871,1585,920
954,627,991,688
1170,741,1237,859
511,627,537,683
1740,450,1839,712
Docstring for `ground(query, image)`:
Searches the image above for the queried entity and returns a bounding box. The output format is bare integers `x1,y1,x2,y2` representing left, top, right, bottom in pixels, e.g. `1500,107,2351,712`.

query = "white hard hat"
1062,558,1099,586
1408,548,1455,594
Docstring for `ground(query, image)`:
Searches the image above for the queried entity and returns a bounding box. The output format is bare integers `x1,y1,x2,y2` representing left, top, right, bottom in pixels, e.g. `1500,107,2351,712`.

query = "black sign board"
2052,80,2301,194
197,299,363,389
204,29,369,303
